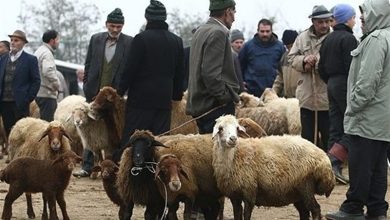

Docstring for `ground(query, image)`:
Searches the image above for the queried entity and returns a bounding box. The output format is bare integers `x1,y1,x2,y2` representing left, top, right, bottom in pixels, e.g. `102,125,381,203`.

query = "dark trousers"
300,108,329,152
35,97,57,122
81,149,94,173
112,107,171,163
0,101,29,136
340,135,389,217
327,76,351,150
196,102,235,134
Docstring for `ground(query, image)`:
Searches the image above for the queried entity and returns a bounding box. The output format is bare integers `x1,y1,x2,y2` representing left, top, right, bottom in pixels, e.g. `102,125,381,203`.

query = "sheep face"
125,130,167,167
89,86,117,119
39,124,71,152
94,160,119,180
156,154,189,192
212,115,245,149
72,108,94,127
259,88,278,103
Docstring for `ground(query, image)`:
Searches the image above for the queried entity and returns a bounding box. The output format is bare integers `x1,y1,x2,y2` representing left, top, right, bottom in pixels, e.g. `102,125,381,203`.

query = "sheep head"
125,130,168,167
92,160,118,180
72,104,96,127
237,118,267,138
156,154,189,192
52,150,82,171
259,88,279,103
238,92,264,108
212,115,246,148
39,121,72,151
90,86,118,119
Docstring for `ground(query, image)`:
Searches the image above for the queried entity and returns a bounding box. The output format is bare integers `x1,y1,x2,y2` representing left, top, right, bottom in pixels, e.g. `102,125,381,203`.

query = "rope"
158,103,227,137
156,176,169,220
130,162,158,176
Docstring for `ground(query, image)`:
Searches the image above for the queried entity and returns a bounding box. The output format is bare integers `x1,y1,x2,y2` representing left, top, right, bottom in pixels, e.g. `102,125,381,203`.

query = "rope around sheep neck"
156,176,169,220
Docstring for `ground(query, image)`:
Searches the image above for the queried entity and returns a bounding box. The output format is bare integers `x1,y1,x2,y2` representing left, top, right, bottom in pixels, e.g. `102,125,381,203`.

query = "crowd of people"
1,0,390,219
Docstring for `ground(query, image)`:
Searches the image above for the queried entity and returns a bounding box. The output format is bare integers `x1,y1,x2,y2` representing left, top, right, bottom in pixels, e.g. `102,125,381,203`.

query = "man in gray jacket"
34,30,60,122
325,0,390,219
73,8,133,178
186,0,240,134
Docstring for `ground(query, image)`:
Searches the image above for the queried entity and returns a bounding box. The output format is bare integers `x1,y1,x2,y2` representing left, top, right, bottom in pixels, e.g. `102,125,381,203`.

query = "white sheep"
212,115,335,220
260,88,301,134
54,95,87,156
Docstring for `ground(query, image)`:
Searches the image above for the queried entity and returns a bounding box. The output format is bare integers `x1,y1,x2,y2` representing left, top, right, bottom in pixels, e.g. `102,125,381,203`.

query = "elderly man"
288,5,332,152
0,30,40,136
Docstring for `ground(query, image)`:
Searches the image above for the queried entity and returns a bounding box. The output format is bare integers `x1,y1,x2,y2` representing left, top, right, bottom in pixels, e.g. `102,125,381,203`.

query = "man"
186,0,240,134
272,29,299,98
319,4,358,185
326,0,390,219
288,5,332,151
0,41,10,56
239,18,285,97
34,30,61,122
118,0,184,148
230,29,245,93
0,30,40,136
73,8,133,178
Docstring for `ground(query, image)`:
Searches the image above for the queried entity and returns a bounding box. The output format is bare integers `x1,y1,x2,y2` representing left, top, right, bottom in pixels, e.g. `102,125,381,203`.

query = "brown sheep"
0,150,82,220
91,160,127,219
170,99,198,135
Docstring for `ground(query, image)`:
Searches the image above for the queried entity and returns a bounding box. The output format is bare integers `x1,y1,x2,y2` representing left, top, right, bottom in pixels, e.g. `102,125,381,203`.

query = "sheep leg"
230,198,243,220
1,186,23,220
42,194,49,220
26,192,36,219
121,201,134,220
293,200,310,220
300,182,321,220
201,199,221,220
243,200,254,220
218,197,225,220
47,193,59,220
56,191,70,220
167,201,179,220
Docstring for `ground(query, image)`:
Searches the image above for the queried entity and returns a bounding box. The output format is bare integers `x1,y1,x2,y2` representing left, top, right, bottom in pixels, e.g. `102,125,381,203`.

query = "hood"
360,0,390,34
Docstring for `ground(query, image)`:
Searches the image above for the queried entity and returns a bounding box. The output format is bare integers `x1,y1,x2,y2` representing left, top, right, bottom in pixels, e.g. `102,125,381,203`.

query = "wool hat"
209,0,236,11
230,29,244,42
282,30,298,46
145,0,167,21
107,8,125,24
8,30,28,43
333,4,356,24
308,5,333,19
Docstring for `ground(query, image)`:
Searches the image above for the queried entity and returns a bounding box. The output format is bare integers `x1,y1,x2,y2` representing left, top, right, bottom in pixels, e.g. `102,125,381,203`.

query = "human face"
10,37,25,54
224,7,236,30
346,15,356,29
50,36,60,50
231,39,244,53
312,18,331,37
257,23,272,42
360,7,365,33
106,22,123,38
0,42,9,55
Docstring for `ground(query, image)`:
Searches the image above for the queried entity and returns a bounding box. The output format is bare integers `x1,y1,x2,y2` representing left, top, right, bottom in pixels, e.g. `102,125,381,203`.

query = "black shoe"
365,215,387,220
73,169,90,178
325,210,365,220
333,165,349,185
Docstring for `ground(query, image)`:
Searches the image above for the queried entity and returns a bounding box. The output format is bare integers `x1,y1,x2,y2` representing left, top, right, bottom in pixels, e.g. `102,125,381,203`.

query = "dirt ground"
0,158,389,220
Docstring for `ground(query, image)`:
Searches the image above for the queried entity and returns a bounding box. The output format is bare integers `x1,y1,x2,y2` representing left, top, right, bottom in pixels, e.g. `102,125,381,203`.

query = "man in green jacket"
326,0,390,219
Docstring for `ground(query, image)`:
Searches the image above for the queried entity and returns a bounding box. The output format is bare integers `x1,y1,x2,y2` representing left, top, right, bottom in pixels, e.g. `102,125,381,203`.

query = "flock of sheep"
0,86,336,220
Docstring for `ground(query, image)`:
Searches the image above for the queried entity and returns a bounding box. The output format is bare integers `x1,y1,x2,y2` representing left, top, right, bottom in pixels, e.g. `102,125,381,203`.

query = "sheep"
259,88,301,135
29,100,40,118
236,106,289,135
54,95,88,156
238,92,264,108
211,115,335,220
0,150,82,220
6,117,72,218
72,103,113,162
116,130,168,220
0,116,7,159
91,160,126,219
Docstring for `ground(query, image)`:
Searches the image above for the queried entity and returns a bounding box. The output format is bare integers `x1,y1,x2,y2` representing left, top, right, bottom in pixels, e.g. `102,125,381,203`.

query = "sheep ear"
153,140,169,148
212,125,220,139
91,165,101,173
61,129,73,143
237,125,249,138
38,129,49,142
180,167,190,181
65,113,73,122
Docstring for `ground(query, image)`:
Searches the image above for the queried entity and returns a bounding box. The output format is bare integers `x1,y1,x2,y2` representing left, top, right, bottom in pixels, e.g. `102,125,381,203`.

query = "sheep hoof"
90,171,99,180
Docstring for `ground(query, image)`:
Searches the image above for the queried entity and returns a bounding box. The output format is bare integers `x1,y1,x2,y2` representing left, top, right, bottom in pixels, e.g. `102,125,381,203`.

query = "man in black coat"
118,0,184,148
73,8,133,178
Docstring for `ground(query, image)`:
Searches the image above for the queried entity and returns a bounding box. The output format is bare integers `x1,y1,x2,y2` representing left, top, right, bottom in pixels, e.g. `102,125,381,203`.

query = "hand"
304,63,313,72
304,55,317,66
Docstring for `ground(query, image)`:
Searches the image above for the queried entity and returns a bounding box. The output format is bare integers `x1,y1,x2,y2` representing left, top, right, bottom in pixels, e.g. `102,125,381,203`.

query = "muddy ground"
0,159,388,220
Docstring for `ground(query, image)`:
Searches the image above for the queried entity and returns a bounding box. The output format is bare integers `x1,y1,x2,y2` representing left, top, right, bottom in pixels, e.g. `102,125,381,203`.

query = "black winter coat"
119,21,184,110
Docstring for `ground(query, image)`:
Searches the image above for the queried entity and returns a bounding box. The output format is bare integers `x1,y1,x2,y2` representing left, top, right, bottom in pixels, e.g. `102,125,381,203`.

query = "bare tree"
18,0,100,64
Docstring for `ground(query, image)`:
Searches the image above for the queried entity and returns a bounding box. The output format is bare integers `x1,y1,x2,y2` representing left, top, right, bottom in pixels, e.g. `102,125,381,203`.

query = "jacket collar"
145,21,168,30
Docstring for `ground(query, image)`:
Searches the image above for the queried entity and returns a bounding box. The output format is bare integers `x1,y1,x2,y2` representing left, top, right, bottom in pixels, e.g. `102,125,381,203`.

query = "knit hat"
230,29,244,42
308,5,333,19
145,0,167,21
107,8,125,24
8,30,28,43
333,4,356,24
282,30,298,46
209,0,236,11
